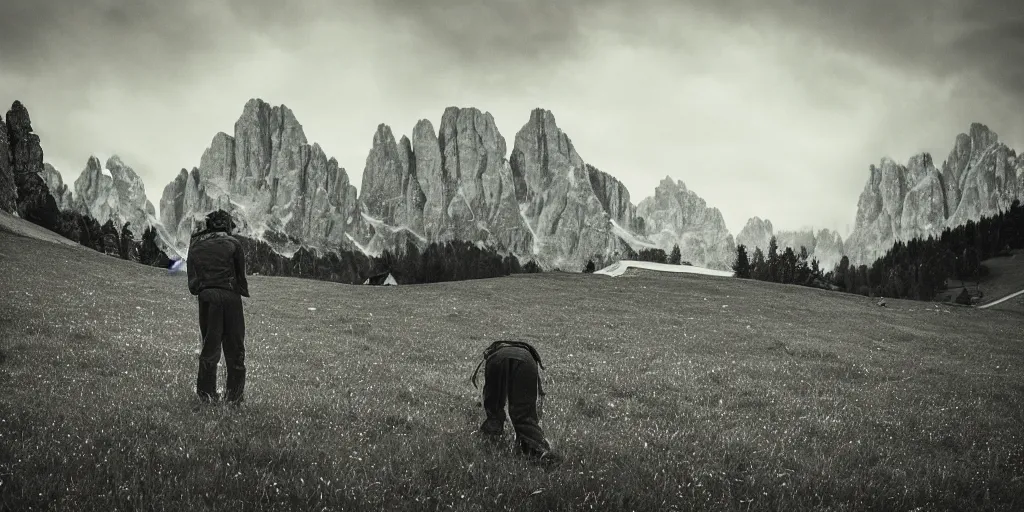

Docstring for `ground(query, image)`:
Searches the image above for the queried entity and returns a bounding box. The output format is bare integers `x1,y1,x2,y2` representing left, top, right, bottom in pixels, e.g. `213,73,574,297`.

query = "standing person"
187,210,249,404
471,340,563,466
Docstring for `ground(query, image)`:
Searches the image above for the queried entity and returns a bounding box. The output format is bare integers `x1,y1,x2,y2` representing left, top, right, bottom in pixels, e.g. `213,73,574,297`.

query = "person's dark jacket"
187,230,250,297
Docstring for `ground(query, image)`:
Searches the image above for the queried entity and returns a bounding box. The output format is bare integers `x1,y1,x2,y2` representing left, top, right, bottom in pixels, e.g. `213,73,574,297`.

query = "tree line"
829,199,1024,301
9,169,536,284
731,238,829,289
13,181,172,268
732,199,1024,302
582,244,689,273
237,237,541,285
622,244,688,265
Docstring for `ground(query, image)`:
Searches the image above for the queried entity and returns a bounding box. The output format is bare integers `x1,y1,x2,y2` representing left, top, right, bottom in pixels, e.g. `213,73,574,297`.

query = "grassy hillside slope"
952,250,1024,313
1,227,1023,511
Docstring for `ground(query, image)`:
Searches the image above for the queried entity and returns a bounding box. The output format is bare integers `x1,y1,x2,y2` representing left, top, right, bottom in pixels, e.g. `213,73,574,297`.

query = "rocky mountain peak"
72,154,157,233
736,216,774,251
509,107,613,267
658,175,686,192
372,123,395,146
511,108,586,201
438,107,508,161
637,178,734,270
41,163,73,211
5,101,54,221
736,216,844,269
6,101,43,178
846,122,1021,264
587,164,641,233
161,98,362,256
359,122,422,236
907,153,934,173
143,99,738,270
85,155,102,173
968,122,997,150
5,101,34,142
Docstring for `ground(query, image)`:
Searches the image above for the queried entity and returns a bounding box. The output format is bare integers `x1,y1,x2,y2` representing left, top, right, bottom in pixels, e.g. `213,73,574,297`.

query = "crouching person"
187,210,250,405
471,341,563,466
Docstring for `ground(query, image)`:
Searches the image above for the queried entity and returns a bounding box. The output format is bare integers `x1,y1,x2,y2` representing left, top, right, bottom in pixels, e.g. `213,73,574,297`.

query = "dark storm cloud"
0,0,346,82
0,0,608,81
729,0,1024,98
367,0,599,65
1,0,1018,237
5,0,1019,98
364,0,1024,98
0,0,219,76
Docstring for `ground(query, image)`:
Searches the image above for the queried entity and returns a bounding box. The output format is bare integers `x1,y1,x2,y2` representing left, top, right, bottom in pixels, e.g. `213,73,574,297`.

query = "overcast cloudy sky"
2,0,1022,237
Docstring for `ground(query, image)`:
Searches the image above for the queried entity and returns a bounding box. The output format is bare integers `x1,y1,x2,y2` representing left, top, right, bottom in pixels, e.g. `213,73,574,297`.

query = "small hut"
363,272,398,286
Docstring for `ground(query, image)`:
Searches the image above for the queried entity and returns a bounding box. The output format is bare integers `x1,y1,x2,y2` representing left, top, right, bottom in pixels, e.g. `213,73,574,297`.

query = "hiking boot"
537,450,564,469
476,430,505,449
197,392,220,404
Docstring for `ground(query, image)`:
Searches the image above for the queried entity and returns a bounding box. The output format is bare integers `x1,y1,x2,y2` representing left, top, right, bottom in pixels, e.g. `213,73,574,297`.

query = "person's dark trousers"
480,350,550,456
196,288,246,403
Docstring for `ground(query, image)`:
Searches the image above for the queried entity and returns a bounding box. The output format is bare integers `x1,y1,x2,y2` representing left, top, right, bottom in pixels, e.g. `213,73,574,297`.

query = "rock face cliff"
808,229,845,271
735,217,774,253
509,109,629,268
736,216,845,270
154,99,735,269
358,108,532,256
358,107,637,268
846,123,1024,264
5,101,58,225
0,117,16,214
72,155,157,232
637,177,735,270
41,163,74,211
437,107,526,251
358,123,426,252
159,99,364,256
588,164,643,234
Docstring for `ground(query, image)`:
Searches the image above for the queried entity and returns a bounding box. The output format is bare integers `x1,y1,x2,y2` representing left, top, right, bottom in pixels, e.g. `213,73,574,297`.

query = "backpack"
470,340,546,397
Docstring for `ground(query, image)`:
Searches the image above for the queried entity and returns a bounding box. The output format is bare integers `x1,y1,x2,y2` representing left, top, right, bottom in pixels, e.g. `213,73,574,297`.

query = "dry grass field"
1,227,1023,511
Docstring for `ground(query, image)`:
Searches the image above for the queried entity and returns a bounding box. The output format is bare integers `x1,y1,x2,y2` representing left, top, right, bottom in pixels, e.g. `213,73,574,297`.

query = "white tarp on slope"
595,260,735,278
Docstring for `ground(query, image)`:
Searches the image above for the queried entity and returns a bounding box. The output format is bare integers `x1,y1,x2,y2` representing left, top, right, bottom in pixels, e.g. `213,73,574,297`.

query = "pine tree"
809,257,821,284
99,220,120,256
669,244,682,265
139,227,170,268
833,255,850,291
732,244,751,278
751,247,767,281
780,246,796,284
767,236,779,282
119,222,136,261
797,246,811,285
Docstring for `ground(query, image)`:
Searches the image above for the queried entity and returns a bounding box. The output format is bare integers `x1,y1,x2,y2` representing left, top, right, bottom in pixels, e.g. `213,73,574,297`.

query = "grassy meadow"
945,249,1024,314
1,228,1023,511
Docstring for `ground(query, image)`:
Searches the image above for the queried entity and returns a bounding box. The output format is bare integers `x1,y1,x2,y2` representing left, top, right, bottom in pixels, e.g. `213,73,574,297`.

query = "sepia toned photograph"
1,0,1022,510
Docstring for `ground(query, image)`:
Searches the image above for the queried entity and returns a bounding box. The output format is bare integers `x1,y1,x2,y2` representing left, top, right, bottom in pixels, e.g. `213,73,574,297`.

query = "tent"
363,272,398,286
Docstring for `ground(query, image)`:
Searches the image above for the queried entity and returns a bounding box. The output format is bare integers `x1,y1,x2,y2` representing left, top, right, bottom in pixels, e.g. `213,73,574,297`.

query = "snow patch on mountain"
610,219,657,249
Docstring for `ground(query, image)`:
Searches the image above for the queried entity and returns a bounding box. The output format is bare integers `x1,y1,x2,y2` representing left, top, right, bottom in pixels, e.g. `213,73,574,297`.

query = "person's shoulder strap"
484,340,544,369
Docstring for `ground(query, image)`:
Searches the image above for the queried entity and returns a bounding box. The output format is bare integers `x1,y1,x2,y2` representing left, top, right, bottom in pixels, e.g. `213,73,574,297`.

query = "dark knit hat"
205,209,236,233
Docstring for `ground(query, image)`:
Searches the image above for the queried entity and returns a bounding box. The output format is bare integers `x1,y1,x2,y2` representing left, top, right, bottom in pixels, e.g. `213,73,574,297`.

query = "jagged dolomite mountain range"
154,100,736,269
33,98,1023,272
845,123,1024,265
